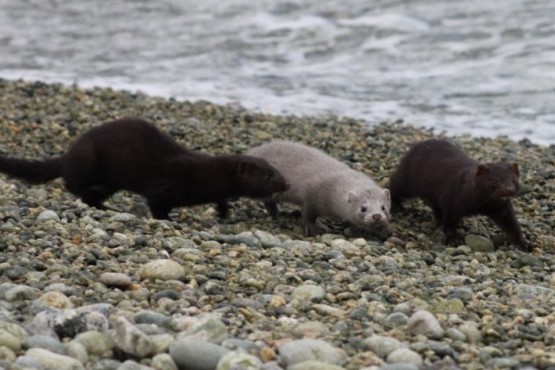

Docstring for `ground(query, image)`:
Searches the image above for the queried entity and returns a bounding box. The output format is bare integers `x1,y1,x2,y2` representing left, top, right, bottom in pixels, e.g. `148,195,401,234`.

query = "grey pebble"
290,285,325,302
24,335,66,355
4,285,38,301
99,272,133,289
75,330,115,355
112,317,153,358
36,210,60,222
169,336,229,370
278,339,346,367
151,353,178,370
407,310,444,339
363,335,406,358
216,351,262,370
25,347,85,370
464,234,494,252
117,360,154,370
386,348,423,366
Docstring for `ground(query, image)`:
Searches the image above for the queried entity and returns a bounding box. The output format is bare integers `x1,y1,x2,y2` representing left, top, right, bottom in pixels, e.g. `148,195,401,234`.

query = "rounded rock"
37,210,61,222
112,317,153,358
216,351,263,370
25,347,85,370
278,339,346,367
99,272,133,289
386,348,423,366
407,310,444,339
169,337,229,370
291,285,325,302
138,260,186,281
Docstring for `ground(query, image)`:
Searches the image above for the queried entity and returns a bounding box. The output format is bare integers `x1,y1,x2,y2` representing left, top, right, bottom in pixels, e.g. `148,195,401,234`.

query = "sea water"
1,0,554,145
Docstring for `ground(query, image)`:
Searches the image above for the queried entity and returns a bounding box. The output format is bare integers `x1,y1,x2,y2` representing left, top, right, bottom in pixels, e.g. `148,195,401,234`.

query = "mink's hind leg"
431,206,443,226
147,199,172,220
263,200,279,218
79,185,116,211
217,202,229,219
302,206,322,236
442,214,464,246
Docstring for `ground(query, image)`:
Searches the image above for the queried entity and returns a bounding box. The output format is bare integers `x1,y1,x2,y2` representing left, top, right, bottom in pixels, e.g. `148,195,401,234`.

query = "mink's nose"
502,186,517,197
372,213,382,222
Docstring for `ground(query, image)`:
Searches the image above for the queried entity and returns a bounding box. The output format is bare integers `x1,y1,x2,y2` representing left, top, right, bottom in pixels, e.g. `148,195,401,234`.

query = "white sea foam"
0,0,553,145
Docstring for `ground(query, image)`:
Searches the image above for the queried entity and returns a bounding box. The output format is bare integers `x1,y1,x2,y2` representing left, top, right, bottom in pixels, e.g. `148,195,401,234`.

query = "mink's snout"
372,213,382,222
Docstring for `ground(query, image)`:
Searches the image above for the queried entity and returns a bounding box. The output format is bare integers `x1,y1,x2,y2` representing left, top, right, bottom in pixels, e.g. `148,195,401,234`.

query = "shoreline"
0,79,553,370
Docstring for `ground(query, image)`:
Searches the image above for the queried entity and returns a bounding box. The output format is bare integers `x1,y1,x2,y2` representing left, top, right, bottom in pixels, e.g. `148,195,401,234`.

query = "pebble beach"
0,79,554,370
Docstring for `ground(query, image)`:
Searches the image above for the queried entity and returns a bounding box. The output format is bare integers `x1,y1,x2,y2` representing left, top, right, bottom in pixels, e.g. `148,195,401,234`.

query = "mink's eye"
361,206,367,213
489,179,499,187
381,205,386,211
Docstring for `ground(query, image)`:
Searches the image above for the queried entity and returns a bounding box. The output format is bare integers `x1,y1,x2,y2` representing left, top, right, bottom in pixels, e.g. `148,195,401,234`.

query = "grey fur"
247,140,391,236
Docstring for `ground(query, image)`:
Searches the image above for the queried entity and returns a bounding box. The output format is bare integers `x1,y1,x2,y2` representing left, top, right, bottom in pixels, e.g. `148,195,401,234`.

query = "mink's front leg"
488,202,531,252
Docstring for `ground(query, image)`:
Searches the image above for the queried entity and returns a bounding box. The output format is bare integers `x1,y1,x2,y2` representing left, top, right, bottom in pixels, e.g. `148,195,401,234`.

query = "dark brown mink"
389,139,531,251
0,118,289,219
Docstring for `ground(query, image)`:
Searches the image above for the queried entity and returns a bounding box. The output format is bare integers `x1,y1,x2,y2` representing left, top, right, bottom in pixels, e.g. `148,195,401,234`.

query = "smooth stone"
464,234,494,252
458,322,482,343
138,260,186,281
99,273,133,289
151,334,175,355
37,210,60,222
386,312,409,327
134,310,172,328
34,291,74,309
0,328,22,351
75,330,115,355
407,310,444,339
174,314,228,344
11,355,46,369
118,360,154,370
287,360,346,370
254,230,282,248
261,362,284,370
26,347,85,370
330,239,360,257
379,364,419,370
24,335,66,355
279,339,346,366
112,317,153,358
152,353,178,370
66,340,89,364
93,359,123,370
485,358,520,368
432,299,466,314
109,213,136,222
386,348,423,366
4,285,38,301
216,351,262,370
363,335,406,358
169,337,229,370
0,345,16,362
290,285,325,302
516,254,543,268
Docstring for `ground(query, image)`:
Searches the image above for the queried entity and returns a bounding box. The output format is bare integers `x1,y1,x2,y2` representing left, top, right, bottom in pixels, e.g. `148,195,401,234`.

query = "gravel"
0,79,553,370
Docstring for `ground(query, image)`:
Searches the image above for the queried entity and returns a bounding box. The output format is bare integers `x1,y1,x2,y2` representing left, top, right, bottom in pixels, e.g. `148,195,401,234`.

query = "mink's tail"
0,155,64,184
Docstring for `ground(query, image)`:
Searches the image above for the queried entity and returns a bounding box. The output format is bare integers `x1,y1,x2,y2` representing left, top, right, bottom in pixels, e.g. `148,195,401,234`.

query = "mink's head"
234,156,290,198
474,162,520,201
346,188,391,228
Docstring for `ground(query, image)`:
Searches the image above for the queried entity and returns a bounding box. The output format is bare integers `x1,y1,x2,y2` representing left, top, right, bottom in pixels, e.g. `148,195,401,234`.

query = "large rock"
169,336,229,370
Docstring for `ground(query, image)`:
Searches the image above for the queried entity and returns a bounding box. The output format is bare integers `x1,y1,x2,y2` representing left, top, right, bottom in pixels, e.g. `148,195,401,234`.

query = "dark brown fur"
389,139,531,251
0,118,289,219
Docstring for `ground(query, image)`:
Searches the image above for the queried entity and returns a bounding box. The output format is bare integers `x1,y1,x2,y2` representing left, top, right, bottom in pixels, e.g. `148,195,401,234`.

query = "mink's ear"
511,162,520,177
236,161,252,177
476,164,489,177
383,189,391,202
347,191,357,204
